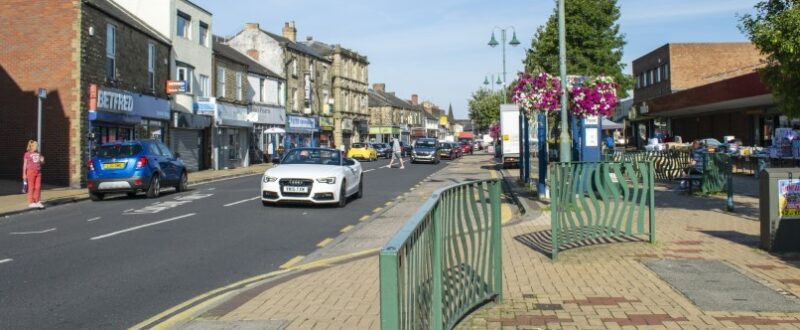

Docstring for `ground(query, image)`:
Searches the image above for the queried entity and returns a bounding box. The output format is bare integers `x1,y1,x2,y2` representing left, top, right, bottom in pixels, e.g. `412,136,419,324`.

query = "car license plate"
283,186,308,193
103,162,125,169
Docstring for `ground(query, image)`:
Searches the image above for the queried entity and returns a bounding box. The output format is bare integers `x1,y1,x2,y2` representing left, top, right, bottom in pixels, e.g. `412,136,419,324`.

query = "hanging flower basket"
569,76,618,118
489,121,501,139
512,72,563,116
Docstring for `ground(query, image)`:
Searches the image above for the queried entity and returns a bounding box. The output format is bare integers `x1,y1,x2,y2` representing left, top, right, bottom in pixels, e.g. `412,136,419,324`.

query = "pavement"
150,153,518,330
0,156,449,329
0,164,273,217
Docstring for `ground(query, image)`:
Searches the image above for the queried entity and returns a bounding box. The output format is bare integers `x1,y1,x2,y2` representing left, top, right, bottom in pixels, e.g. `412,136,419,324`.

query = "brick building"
0,0,171,187
629,43,771,147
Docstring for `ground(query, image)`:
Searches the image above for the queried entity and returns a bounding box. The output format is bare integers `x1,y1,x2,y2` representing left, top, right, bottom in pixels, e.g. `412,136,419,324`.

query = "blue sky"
195,0,759,119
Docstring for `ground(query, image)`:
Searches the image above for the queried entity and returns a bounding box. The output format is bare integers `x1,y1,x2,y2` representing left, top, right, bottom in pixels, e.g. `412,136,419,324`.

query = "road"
0,156,448,329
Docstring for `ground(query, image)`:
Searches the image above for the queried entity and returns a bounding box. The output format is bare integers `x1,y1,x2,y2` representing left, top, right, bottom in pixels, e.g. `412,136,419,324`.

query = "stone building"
212,37,252,169
0,0,171,187
226,22,331,149
367,83,420,144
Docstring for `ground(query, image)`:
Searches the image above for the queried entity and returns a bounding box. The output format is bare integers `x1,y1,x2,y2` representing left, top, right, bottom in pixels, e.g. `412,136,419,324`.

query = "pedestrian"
23,140,44,209
267,142,274,163
388,138,405,169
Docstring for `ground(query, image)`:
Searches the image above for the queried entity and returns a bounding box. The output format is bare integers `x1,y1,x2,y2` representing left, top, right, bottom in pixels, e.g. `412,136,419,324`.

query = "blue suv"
87,140,188,201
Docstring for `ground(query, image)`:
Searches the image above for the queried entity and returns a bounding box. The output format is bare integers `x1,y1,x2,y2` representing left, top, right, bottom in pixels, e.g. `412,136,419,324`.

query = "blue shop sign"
286,115,318,134
89,85,170,121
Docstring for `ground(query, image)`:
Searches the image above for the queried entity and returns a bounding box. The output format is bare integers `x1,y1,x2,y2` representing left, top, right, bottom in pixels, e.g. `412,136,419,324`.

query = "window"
664,63,670,80
235,72,243,101
106,24,116,81
636,74,641,89
259,78,265,102
199,74,209,97
291,60,297,77
277,81,283,105
177,12,191,39
308,61,314,80
216,66,226,98
344,92,350,111
656,67,661,83
322,65,328,82
649,70,654,85
198,21,209,46
177,65,192,93
292,88,298,111
147,42,156,89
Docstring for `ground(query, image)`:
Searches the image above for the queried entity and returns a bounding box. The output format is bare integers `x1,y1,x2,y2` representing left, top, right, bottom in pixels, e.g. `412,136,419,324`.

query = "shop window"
136,119,164,141
229,130,240,160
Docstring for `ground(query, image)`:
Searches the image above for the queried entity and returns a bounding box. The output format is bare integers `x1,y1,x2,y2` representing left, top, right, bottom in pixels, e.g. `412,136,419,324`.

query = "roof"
212,36,283,79
368,89,414,110
85,0,170,45
645,72,772,117
261,31,330,62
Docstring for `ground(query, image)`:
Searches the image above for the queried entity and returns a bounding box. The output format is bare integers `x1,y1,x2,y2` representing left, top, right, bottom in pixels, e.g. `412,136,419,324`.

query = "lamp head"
488,32,499,47
509,31,521,47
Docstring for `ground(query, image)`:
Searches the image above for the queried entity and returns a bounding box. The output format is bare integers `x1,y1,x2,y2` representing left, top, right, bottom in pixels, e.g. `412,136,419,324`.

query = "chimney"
246,49,259,61
411,94,418,106
306,36,313,42
282,21,297,42
244,22,260,31
373,83,385,92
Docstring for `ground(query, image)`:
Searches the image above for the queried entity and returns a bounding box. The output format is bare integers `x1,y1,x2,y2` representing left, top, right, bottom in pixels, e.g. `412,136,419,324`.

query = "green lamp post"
557,0,571,163
488,27,521,102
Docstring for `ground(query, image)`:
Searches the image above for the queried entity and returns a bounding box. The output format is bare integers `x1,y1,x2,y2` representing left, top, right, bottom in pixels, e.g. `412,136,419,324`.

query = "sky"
194,0,760,119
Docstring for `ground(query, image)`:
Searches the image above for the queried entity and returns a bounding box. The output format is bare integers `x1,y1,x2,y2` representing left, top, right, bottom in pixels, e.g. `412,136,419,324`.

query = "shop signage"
368,126,399,135
440,115,448,126
288,115,317,130
96,87,134,113
194,97,217,116
88,84,170,120
319,117,334,130
778,179,800,219
216,101,252,128
341,118,354,132
173,111,212,130
166,80,187,94
248,105,286,125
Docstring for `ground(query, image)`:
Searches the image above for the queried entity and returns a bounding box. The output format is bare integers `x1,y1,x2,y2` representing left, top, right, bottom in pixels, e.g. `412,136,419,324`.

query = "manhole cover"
643,260,800,312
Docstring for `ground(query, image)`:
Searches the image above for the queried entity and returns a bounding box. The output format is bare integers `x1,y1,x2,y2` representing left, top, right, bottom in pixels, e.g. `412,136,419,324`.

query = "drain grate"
643,260,800,312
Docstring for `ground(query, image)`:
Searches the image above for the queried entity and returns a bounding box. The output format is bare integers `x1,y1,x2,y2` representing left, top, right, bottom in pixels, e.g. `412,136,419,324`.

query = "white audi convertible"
261,148,363,207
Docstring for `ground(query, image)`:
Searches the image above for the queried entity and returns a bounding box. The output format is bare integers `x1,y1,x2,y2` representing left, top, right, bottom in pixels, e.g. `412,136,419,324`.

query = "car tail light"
134,179,143,186
87,182,95,188
87,160,95,171
135,156,148,169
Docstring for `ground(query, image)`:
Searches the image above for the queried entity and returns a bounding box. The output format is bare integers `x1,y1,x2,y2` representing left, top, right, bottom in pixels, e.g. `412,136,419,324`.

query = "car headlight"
263,176,278,183
316,177,336,184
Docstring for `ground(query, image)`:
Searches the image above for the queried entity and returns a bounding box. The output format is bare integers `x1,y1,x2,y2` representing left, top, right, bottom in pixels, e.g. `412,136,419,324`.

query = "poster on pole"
778,179,800,219
585,127,599,147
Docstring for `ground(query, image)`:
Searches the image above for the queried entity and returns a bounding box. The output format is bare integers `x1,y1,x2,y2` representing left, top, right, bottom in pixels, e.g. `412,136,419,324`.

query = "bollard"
726,159,734,212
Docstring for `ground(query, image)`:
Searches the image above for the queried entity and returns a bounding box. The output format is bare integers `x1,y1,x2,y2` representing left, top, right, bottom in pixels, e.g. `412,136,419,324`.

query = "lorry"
499,104,520,168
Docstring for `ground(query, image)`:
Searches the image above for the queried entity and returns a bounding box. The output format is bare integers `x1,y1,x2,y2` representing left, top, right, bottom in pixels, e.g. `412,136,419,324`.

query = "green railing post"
648,161,656,244
726,157,735,212
489,180,503,301
431,200,444,330
551,164,559,261
379,250,400,330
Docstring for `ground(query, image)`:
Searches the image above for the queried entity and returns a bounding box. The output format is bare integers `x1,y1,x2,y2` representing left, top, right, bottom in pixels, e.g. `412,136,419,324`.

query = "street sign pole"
37,88,47,150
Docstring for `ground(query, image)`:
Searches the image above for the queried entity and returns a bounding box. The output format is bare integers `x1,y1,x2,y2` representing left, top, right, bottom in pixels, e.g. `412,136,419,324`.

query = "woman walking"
23,140,44,209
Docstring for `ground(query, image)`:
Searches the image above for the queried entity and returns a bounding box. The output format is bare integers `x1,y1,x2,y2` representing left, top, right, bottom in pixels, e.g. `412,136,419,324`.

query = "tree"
524,0,632,98
740,0,800,117
468,88,504,131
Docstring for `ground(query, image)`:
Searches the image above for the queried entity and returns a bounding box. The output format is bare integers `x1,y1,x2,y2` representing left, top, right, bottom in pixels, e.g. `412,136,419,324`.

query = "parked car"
87,140,188,201
459,141,473,155
411,138,440,164
437,143,460,160
263,148,362,207
371,143,392,159
398,141,412,157
347,143,378,162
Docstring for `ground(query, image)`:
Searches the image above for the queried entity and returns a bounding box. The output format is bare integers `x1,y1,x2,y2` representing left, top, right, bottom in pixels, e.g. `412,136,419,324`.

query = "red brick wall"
0,1,81,186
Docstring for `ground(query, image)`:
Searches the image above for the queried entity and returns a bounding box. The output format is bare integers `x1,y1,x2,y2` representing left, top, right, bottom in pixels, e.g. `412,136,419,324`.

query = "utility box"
760,168,800,252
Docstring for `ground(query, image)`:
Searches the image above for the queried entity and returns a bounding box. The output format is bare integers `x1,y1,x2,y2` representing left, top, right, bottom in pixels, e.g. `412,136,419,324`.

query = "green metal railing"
605,150,692,181
550,161,655,260
380,179,502,330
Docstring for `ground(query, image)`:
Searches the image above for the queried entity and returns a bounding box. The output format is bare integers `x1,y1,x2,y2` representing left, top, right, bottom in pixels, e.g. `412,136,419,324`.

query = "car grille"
279,178,313,197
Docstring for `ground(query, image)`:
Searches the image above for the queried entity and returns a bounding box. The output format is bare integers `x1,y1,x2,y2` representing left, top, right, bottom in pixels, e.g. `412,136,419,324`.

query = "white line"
87,217,101,222
363,169,375,173
207,188,216,191
0,258,12,264
9,228,56,235
223,196,260,207
90,213,196,241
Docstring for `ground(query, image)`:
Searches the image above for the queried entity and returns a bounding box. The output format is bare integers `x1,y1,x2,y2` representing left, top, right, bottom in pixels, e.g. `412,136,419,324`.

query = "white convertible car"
261,148,363,207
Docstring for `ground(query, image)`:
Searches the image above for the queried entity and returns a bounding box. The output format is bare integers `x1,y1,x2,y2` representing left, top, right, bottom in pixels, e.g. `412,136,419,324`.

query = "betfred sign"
89,84,134,113
166,80,187,94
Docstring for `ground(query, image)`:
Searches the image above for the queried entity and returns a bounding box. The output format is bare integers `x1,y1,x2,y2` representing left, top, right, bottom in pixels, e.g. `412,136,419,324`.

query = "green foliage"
524,0,632,98
468,88,504,131
740,0,800,117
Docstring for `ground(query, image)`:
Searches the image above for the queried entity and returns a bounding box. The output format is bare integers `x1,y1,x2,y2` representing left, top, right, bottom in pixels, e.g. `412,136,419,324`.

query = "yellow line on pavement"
490,169,498,179
291,248,381,271
384,201,392,206
372,207,383,213
317,238,334,248
150,294,228,330
359,215,370,222
280,256,305,269
340,225,354,233
501,203,513,224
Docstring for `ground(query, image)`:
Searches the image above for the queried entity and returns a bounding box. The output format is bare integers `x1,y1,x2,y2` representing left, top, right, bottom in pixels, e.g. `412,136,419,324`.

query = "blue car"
87,140,188,201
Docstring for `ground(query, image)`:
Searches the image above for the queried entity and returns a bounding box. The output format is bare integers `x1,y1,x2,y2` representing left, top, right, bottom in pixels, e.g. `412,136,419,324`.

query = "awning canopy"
601,118,623,130
264,127,286,134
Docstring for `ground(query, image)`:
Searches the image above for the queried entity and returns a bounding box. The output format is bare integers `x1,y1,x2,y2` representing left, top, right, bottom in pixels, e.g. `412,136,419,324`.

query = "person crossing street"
388,138,405,169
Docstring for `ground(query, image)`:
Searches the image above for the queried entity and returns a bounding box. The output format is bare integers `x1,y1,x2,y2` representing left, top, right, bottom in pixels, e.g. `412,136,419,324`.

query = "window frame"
259,78,266,103
106,23,116,81
292,87,298,111
216,65,226,98
147,42,156,90
176,11,191,39
199,74,209,97
664,63,670,80
198,21,209,46
291,60,297,77
176,65,192,93
235,71,243,101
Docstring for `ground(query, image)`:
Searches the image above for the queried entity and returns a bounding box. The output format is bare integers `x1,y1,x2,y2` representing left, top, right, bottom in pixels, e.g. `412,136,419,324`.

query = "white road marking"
380,165,390,168
0,258,12,264
9,228,56,235
207,188,216,191
124,208,134,212
363,169,375,173
223,196,260,207
87,217,101,222
90,213,196,241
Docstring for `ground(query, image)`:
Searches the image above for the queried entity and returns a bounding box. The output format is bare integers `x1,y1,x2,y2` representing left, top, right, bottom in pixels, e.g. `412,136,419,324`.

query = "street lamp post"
557,0,571,163
482,73,503,92
488,26,520,102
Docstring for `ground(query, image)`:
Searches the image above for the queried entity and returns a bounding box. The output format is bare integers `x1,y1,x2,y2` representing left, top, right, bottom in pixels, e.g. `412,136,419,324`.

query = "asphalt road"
0,156,449,329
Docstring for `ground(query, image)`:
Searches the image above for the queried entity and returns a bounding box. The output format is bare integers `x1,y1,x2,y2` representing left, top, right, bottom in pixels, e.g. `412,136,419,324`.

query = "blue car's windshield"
415,140,436,148
282,148,342,166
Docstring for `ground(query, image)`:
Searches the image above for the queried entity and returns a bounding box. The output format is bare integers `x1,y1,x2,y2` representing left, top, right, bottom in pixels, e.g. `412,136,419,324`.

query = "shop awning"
264,127,286,134
601,118,623,130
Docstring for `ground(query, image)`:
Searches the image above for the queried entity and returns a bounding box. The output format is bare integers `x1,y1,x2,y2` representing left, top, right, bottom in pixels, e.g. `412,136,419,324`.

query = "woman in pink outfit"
23,140,44,209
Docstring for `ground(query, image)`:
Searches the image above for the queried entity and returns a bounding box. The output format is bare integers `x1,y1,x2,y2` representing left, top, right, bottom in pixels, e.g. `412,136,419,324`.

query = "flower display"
489,122,501,139
569,75,618,118
511,72,563,115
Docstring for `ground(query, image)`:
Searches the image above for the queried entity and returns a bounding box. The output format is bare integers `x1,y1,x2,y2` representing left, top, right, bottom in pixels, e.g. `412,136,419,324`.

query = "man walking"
388,138,405,169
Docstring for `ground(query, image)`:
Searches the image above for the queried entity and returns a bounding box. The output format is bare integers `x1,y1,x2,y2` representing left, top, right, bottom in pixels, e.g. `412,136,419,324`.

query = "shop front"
214,101,252,170
248,105,286,163
368,126,400,143
319,116,335,148
88,84,170,155
354,119,369,143
339,117,354,148
171,111,212,171
400,124,411,145
285,115,318,150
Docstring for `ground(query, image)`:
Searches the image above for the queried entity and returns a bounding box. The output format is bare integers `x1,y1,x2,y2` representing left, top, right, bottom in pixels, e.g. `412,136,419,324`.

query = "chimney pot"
411,94,418,106
282,21,297,42
373,83,385,92
245,22,259,31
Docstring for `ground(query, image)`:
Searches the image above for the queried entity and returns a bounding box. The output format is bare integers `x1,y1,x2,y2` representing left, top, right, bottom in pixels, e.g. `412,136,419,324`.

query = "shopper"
388,138,405,169
22,140,44,209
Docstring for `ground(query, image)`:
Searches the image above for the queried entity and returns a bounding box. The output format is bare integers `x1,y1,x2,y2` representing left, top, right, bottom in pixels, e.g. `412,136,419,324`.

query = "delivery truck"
500,104,520,168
